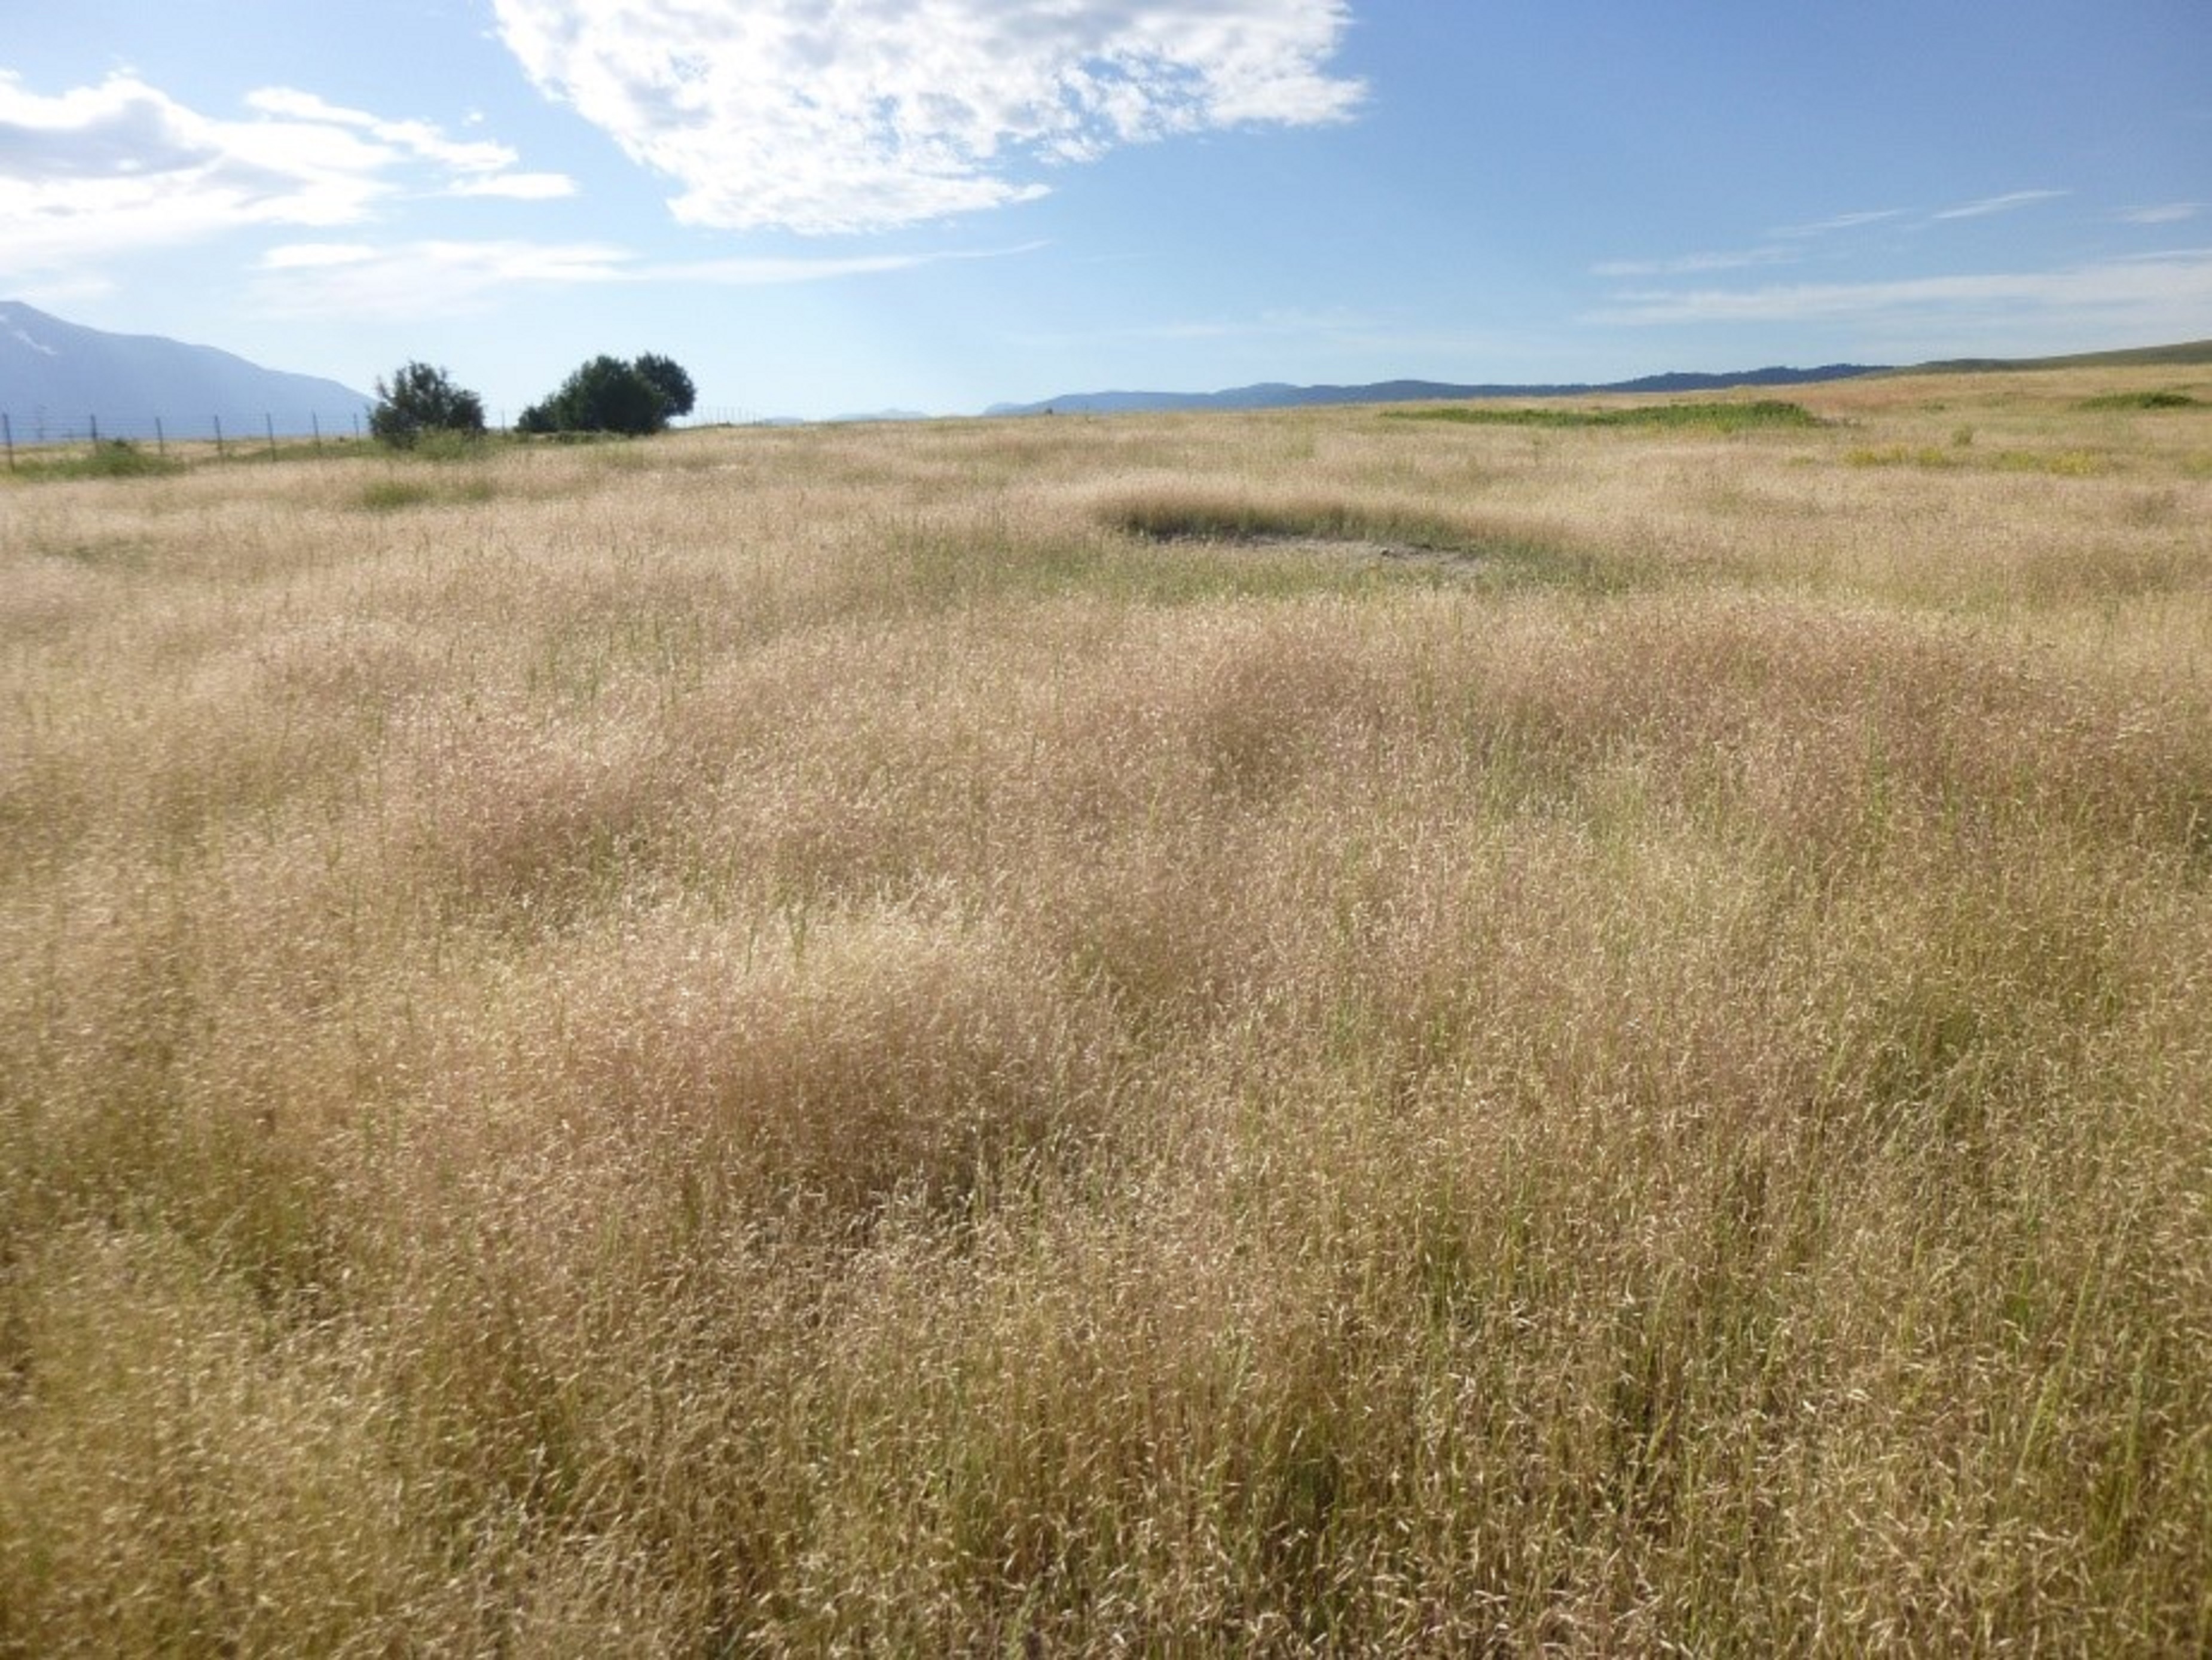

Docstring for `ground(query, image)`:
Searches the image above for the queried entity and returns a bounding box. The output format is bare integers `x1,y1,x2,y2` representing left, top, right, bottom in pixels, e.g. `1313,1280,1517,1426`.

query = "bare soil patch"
1131,526,1483,571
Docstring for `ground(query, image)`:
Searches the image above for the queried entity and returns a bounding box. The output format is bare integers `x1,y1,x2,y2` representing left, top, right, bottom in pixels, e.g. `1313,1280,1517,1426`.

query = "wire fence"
2,403,783,467
2,407,375,464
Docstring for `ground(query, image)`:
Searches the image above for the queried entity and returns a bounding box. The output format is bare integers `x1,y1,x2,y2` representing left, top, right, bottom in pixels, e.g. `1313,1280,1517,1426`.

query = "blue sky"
5,1,2208,419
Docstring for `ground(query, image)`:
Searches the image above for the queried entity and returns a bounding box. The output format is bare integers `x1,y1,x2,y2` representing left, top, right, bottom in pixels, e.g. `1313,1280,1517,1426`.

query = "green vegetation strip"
1388,399,1823,434
5,440,188,482
2077,390,2202,411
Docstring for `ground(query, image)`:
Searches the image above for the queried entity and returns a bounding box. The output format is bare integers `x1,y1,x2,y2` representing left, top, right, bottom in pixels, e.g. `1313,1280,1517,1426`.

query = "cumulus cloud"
451,172,578,200
0,71,574,274
489,0,1364,233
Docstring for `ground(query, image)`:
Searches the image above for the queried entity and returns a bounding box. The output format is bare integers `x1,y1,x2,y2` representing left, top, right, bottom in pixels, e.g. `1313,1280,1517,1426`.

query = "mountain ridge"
1,301,372,443
983,363,1888,418
983,341,2212,417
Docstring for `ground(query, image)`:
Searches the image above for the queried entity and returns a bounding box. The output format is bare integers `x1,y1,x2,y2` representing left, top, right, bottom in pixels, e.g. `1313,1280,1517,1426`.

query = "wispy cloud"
1930,188,2069,221
1593,246,1798,279
2118,203,2204,226
1774,208,1910,238
1602,193,2100,323
241,88,519,175
1078,305,1380,343
0,71,573,274
488,0,1364,234
1600,198,1994,283
1589,249,2212,335
252,237,1042,317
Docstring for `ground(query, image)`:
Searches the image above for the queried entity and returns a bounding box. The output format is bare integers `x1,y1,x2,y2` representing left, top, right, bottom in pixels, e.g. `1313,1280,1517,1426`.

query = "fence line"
1,404,792,467
2,407,376,465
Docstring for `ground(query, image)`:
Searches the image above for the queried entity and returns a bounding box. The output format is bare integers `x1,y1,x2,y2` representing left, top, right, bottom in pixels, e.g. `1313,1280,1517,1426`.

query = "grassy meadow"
4,364,2211,1653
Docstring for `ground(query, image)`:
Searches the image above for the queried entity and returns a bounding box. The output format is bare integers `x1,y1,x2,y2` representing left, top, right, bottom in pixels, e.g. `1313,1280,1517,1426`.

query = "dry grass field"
4,365,2211,1653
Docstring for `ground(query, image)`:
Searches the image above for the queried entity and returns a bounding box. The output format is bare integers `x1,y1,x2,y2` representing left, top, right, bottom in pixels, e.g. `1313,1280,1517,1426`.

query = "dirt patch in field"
1133,528,1484,571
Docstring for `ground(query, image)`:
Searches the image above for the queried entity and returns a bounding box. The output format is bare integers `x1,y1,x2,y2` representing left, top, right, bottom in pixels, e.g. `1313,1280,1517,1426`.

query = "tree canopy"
519,353,697,437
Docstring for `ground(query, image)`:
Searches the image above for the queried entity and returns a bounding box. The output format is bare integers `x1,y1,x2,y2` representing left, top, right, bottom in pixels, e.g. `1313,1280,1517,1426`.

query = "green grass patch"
1994,448,2113,477
1389,399,1823,434
6,440,188,483
2078,390,2202,411
357,473,500,512
358,479,438,512
216,437,378,466
1847,444,1961,469
1846,444,2114,477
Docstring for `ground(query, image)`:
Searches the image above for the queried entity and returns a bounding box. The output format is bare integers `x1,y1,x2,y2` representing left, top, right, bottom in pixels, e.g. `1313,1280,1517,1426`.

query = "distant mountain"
0,301,372,443
1907,339,2212,374
984,364,1889,418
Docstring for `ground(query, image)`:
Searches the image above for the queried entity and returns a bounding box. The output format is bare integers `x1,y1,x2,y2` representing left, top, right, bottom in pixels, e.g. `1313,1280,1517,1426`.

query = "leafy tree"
634,353,696,420
369,361,485,448
520,353,696,437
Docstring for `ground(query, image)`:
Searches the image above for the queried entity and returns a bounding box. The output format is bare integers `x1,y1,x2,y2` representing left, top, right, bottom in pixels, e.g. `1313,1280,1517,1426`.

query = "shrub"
369,362,486,450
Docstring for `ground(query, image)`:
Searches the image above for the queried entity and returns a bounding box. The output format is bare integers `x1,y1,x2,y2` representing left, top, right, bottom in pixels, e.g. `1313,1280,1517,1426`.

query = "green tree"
369,361,486,449
520,353,697,437
634,353,696,420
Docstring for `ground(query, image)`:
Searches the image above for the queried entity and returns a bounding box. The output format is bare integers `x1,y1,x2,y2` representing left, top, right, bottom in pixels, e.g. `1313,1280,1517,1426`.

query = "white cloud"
259,242,382,270
252,236,1037,318
1930,188,2069,221
2118,203,2204,226
243,87,521,175
451,172,578,200
1593,246,1799,279
1589,250,2212,339
0,71,573,276
488,0,1364,234
253,239,630,317
1774,208,1910,238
